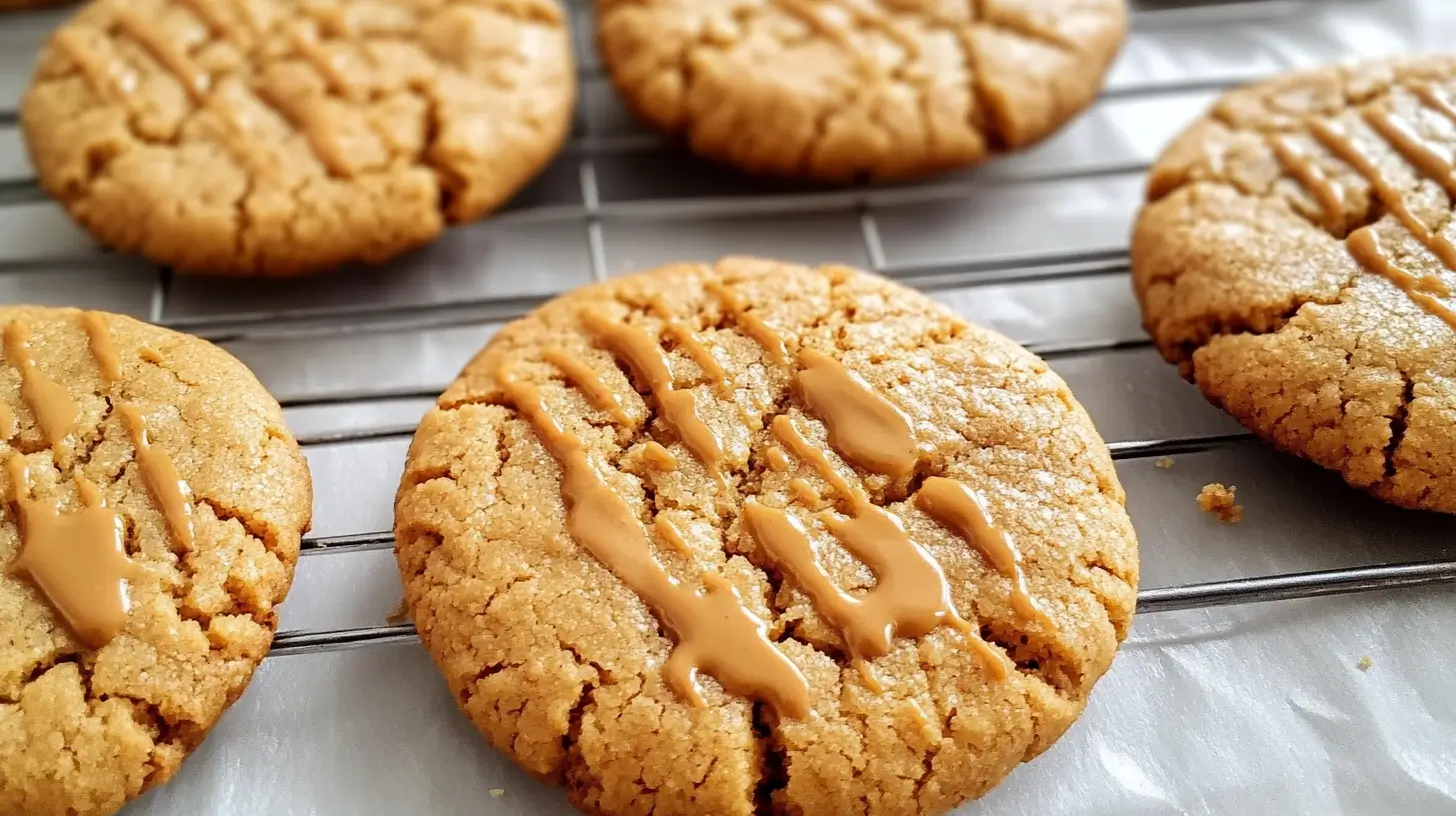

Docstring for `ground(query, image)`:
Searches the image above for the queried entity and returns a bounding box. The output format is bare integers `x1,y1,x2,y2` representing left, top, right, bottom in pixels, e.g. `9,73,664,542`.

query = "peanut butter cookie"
21,0,573,277
394,258,1139,815
0,306,312,815
1133,56,1456,514
597,0,1125,181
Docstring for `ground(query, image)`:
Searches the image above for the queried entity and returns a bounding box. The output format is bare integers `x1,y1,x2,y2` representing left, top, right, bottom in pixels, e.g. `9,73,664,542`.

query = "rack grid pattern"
2,1,1455,813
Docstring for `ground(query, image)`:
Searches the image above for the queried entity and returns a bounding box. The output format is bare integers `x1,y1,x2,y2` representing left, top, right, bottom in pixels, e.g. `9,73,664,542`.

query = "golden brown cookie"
1133,56,1456,514
395,258,1138,815
21,0,574,277
0,306,312,815
597,0,1125,181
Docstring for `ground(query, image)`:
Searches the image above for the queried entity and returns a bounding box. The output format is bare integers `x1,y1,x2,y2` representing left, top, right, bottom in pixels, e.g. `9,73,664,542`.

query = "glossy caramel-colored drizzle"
497,369,810,718
1306,116,1456,269
542,348,631,425
794,348,918,478
1413,83,1456,126
171,0,234,37
117,404,195,552
3,322,78,448
6,454,133,648
642,441,679,471
758,415,1005,676
763,445,791,472
915,477,1056,632
1267,133,1345,228
50,29,139,101
704,280,789,365
647,296,732,396
1361,107,1456,195
652,514,694,558
581,312,727,485
0,404,15,441
1418,273,1453,296
81,312,122,383
288,25,358,101
113,12,211,100
706,280,921,479
788,477,821,507
1346,229,1456,330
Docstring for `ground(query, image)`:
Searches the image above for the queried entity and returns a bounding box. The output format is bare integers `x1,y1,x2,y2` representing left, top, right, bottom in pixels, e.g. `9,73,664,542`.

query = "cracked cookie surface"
1133,56,1456,514
21,0,574,277
394,258,1138,815
0,306,312,816
597,0,1125,181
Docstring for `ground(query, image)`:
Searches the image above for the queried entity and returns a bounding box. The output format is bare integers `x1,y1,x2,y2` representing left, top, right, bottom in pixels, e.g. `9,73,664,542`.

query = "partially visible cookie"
0,306,312,815
395,258,1139,815
598,0,1125,181
21,0,574,277
1133,56,1456,514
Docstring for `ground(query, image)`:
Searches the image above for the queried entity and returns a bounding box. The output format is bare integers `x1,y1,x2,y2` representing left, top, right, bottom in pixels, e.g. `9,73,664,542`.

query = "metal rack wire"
2,0,1455,811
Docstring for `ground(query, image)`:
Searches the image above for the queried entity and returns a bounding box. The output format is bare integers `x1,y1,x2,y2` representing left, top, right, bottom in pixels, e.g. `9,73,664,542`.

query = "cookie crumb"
490,789,505,798
1197,483,1243,522
1155,457,1175,469
1357,655,1373,672
386,597,410,625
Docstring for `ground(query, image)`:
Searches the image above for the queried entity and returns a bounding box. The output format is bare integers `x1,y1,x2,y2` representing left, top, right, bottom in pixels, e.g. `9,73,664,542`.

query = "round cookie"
1133,56,1456,513
0,306,312,815
21,0,574,277
395,258,1138,815
597,0,1125,181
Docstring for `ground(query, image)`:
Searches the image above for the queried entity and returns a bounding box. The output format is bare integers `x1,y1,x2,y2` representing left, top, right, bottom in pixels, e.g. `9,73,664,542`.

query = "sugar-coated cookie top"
0,306,312,816
21,0,574,276
1134,55,1456,513
395,257,1139,816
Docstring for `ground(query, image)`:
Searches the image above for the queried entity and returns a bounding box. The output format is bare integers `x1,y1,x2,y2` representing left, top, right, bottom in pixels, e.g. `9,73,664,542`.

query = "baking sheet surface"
0,1,1452,813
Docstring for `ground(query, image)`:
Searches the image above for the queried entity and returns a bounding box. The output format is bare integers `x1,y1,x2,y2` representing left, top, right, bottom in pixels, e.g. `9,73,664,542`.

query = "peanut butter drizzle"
652,515,694,558
542,348,631,425
3,323,78,448
915,477,1056,632
1306,117,1456,269
6,454,133,648
763,445,791,472
114,12,211,100
1361,106,1456,196
704,280,789,365
172,0,232,36
581,312,727,486
647,297,732,396
643,441,679,471
117,404,195,552
794,348,918,478
80,312,122,383
1412,83,1456,125
1268,133,1345,227
288,26,358,101
1346,228,1456,330
1418,273,1453,296
139,347,165,365
51,29,138,101
788,477,821,507
0,404,15,441
497,369,810,718
761,416,1005,676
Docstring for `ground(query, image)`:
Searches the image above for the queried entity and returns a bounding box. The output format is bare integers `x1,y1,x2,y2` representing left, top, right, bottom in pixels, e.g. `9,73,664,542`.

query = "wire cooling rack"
2,0,1455,813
